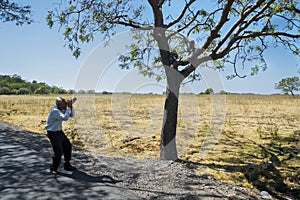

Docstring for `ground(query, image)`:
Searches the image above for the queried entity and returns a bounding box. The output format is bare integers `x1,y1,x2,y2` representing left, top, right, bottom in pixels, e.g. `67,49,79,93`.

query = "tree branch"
112,20,152,29
274,14,300,28
148,0,164,27
0,1,32,25
200,0,234,50
213,30,300,61
186,8,222,37
181,0,234,71
166,0,196,28
167,8,201,39
241,32,300,39
213,0,273,54
180,55,212,78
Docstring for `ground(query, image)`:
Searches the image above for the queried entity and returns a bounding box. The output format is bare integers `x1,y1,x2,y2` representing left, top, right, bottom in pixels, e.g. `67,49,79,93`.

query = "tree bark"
160,66,183,160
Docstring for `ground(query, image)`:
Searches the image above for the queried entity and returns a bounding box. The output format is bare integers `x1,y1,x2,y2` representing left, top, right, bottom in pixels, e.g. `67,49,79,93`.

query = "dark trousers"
47,131,72,171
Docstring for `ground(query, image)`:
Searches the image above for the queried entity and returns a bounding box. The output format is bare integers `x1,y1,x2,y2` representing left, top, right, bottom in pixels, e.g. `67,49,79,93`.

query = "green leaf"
107,2,113,8
199,9,207,16
250,65,259,76
73,48,81,59
64,27,72,36
255,46,261,51
156,76,162,82
69,5,75,12
59,12,66,23
46,12,53,28
293,48,299,55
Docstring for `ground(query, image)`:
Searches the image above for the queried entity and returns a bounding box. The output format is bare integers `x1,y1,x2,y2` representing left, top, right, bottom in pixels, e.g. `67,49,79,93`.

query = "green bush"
18,88,30,95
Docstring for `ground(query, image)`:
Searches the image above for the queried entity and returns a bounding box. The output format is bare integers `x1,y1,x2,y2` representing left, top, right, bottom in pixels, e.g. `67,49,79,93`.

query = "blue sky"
0,0,299,94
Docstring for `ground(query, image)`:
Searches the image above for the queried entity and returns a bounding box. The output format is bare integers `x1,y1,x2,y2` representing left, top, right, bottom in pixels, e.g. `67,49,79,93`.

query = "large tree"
0,0,32,25
275,76,300,96
47,0,300,160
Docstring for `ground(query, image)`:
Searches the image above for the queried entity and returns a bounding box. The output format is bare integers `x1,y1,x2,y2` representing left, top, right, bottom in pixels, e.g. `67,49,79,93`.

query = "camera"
70,97,77,104
67,97,77,105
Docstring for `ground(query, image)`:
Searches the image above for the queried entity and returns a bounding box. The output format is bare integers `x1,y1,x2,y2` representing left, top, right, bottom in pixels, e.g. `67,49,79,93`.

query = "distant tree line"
0,74,73,95
198,88,230,95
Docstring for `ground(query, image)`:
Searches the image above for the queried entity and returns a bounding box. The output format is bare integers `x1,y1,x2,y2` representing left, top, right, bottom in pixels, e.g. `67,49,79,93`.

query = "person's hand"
66,99,73,108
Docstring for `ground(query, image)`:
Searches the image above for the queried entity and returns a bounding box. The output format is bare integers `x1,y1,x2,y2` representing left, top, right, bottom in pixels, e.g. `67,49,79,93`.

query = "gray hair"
56,97,64,107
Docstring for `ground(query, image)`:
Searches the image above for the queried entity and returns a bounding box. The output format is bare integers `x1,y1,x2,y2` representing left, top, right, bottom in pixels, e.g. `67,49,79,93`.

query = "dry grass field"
0,94,299,198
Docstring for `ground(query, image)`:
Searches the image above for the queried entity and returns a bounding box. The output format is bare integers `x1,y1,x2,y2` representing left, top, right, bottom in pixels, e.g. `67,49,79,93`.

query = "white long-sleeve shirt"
45,106,75,132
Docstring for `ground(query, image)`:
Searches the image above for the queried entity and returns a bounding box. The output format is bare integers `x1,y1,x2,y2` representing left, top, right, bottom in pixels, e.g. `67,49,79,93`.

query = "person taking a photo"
45,96,77,175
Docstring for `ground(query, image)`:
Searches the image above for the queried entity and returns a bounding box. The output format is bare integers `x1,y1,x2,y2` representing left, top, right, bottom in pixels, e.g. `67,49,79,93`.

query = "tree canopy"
0,0,32,25
47,0,300,160
47,0,300,79
275,76,300,96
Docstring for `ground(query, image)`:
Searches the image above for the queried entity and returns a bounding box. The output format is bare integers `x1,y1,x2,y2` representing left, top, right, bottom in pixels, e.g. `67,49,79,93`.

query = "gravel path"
0,120,270,199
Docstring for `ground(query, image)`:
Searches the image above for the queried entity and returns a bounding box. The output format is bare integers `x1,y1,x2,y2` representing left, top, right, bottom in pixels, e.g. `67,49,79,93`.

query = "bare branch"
166,0,196,28
241,32,300,39
186,8,222,37
213,30,300,62
167,8,201,39
230,47,247,78
274,14,300,28
111,19,151,29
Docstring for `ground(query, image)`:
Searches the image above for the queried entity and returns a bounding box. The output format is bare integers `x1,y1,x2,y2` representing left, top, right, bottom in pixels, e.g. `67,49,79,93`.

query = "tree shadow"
0,121,139,200
245,139,300,199
0,121,230,199
1,120,298,199
58,170,122,184
178,135,300,200
179,159,298,200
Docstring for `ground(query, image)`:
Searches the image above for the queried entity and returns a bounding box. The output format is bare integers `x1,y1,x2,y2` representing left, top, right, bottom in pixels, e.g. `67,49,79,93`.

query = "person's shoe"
64,165,77,171
50,169,58,175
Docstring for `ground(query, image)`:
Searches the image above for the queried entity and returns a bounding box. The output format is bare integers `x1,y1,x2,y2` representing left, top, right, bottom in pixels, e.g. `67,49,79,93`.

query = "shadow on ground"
0,121,279,200
0,121,139,200
179,134,300,200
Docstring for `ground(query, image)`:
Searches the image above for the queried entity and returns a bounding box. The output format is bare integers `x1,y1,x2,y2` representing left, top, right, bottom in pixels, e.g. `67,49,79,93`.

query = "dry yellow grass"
0,94,299,197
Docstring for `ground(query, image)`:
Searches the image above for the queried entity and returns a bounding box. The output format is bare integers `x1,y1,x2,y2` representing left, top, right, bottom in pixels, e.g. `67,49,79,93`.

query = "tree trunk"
160,67,183,160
